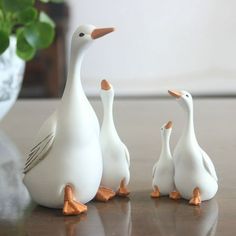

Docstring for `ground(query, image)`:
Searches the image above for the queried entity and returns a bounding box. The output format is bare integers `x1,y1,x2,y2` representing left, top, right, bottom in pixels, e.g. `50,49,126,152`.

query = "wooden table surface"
0,98,235,236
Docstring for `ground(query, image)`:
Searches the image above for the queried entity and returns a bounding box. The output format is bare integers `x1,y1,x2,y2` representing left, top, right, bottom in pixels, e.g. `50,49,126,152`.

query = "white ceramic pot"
0,36,25,120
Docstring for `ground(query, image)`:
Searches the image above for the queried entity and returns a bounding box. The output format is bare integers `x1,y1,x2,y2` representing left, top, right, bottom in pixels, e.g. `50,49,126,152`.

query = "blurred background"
20,0,236,98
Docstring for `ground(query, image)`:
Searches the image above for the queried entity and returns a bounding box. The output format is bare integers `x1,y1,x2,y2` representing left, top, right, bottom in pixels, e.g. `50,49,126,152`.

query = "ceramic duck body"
169,90,218,205
23,25,115,214
151,121,174,197
99,80,130,196
24,95,102,208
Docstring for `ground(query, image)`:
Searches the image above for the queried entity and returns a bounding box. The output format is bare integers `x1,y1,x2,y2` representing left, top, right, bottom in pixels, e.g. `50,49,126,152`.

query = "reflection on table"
151,197,218,236
25,198,132,236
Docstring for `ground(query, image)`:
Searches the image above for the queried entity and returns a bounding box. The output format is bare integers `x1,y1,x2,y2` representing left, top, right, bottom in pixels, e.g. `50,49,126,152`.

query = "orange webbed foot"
95,187,116,202
63,185,87,216
169,191,181,200
189,187,201,206
117,179,130,197
150,186,160,198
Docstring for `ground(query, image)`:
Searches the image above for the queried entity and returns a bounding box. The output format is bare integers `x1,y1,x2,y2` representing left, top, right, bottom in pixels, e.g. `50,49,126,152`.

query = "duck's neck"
62,47,85,102
160,133,171,160
181,109,197,144
101,95,118,136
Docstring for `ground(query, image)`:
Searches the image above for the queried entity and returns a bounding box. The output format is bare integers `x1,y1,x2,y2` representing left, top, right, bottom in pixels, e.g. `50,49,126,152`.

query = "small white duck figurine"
97,80,130,200
168,90,218,205
151,121,175,198
23,25,115,215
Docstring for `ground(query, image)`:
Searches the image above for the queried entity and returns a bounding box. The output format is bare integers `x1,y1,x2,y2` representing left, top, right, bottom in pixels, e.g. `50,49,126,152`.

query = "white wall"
66,0,236,96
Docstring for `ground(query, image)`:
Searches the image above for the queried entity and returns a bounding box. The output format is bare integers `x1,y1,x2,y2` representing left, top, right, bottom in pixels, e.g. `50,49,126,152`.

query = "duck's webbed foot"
63,185,87,215
169,191,181,200
189,187,201,206
95,186,116,202
150,186,160,198
117,179,130,197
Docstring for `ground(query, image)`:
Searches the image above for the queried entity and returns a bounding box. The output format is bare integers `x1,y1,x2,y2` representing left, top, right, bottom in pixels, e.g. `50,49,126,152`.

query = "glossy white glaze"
100,81,130,191
170,90,218,201
23,25,114,208
152,122,174,195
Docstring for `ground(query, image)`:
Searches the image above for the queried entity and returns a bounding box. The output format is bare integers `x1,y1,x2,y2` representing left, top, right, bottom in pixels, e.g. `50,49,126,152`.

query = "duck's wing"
123,144,130,167
23,112,57,174
200,148,218,181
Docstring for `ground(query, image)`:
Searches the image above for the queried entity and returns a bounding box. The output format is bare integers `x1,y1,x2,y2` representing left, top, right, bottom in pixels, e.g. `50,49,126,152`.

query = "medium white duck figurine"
151,121,175,198
23,25,115,215
97,80,130,200
168,90,218,205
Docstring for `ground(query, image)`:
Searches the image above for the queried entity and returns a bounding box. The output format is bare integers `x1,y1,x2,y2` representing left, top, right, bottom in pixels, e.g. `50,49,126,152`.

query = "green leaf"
2,0,34,13
16,29,36,60
39,11,55,28
24,22,55,49
16,27,24,37
0,9,3,20
17,7,37,24
0,30,9,54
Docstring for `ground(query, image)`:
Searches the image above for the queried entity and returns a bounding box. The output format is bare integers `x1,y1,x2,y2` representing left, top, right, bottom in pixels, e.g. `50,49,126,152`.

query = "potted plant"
0,0,63,120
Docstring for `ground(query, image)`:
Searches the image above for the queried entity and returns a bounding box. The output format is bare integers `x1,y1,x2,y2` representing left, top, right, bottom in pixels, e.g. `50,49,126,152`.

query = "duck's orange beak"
165,121,173,129
101,79,112,90
91,28,115,39
168,90,182,98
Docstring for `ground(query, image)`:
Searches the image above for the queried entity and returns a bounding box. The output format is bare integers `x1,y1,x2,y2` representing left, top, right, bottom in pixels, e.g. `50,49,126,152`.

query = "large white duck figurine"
23,25,115,215
151,121,175,198
168,90,218,205
97,79,130,200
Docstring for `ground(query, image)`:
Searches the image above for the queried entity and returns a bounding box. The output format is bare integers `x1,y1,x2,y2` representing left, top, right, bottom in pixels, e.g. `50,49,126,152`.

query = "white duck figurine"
151,121,175,197
23,25,115,215
98,80,130,200
168,90,218,205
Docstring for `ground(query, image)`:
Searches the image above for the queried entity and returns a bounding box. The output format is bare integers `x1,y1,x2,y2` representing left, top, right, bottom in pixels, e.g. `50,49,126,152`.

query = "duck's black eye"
186,94,189,97
79,33,85,37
